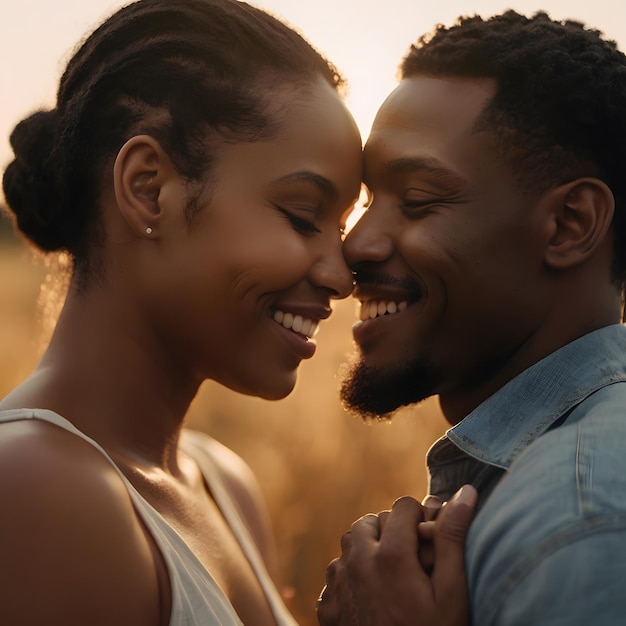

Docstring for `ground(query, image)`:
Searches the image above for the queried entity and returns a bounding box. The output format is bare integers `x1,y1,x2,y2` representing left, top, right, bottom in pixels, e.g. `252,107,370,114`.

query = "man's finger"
422,494,443,522
317,557,360,625
349,512,383,547
435,485,477,548
431,484,477,619
378,509,391,534
340,530,353,555
377,496,425,556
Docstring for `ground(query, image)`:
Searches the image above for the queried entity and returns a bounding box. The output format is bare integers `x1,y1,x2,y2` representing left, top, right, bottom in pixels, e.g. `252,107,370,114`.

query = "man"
319,10,626,625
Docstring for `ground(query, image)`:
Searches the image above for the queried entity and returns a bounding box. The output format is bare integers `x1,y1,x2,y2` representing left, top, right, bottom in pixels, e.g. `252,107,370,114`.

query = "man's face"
341,76,551,423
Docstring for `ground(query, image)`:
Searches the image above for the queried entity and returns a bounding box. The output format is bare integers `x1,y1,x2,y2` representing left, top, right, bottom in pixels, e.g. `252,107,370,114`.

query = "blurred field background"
2,2,624,623
0,210,448,626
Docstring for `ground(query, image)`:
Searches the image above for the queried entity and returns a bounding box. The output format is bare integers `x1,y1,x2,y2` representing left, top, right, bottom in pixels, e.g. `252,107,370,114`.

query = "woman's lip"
272,319,317,360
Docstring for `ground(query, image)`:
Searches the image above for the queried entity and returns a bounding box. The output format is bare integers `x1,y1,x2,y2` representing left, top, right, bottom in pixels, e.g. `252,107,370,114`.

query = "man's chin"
338,353,439,421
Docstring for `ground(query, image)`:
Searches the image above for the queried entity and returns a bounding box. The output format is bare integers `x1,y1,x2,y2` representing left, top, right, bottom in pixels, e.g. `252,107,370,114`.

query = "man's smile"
357,299,408,320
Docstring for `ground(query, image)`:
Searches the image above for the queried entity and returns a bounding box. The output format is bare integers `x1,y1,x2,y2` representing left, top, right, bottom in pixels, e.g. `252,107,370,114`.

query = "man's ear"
112,135,175,238
543,177,615,271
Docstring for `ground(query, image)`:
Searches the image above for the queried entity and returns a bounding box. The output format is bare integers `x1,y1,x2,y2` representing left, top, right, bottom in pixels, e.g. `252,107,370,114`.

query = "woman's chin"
253,375,298,401
230,371,297,400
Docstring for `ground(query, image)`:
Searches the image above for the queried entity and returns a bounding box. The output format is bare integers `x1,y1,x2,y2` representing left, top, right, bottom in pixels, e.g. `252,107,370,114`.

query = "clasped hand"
317,485,477,626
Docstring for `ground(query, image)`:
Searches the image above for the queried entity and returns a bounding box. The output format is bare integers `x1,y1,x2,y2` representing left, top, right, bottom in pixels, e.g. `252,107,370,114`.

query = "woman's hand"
317,484,477,626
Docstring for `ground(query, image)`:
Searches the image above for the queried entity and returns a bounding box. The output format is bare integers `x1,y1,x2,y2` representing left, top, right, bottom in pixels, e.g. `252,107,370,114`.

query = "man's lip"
353,285,420,303
351,297,417,344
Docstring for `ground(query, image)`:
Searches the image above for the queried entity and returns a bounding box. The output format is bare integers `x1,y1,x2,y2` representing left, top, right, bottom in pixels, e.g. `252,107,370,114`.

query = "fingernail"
422,495,442,513
451,484,478,507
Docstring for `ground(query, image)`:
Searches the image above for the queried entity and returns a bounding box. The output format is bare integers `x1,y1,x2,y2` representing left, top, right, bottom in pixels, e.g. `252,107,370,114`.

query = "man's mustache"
352,268,422,293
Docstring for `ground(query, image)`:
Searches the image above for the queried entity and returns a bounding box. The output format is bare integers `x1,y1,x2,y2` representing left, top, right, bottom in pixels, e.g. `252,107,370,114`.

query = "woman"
0,1,361,624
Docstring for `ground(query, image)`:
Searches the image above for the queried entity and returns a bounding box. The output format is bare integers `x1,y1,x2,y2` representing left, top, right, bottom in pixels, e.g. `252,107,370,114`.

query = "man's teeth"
359,300,408,321
273,310,319,338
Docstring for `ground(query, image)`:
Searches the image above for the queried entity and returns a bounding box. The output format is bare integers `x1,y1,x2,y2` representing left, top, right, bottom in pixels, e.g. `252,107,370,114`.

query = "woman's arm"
0,420,163,626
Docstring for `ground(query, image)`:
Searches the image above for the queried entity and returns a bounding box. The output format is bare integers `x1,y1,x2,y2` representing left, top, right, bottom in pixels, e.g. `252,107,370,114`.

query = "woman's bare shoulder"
183,429,258,487
182,428,278,576
0,418,163,626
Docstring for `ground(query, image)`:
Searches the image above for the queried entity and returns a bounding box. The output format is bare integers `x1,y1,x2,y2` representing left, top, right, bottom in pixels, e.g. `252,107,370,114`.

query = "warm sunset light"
2,0,626,176
1,2,625,625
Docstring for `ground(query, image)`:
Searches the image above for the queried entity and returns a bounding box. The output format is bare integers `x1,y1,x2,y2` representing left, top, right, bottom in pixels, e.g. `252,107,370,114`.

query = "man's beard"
339,352,440,421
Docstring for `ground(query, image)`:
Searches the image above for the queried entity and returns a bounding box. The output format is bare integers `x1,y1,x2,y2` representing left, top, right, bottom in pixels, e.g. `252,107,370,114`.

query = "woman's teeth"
273,310,319,338
358,300,408,321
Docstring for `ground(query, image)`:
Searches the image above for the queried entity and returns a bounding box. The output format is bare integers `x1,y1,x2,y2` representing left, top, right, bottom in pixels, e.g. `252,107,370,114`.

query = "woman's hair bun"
2,109,67,251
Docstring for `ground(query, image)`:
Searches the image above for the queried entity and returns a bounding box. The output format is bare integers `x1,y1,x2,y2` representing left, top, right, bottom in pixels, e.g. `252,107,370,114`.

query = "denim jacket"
427,324,626,625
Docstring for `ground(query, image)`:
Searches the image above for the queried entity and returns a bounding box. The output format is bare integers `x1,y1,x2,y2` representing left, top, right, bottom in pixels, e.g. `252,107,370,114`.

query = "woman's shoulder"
181,428,278,576
180,428,269,523
182,428,258,489
0,413,163,626
0,410,115,478
0,409,125,488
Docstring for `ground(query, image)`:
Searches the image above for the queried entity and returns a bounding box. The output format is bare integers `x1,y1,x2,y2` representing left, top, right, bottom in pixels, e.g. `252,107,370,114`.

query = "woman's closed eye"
276,206,321,235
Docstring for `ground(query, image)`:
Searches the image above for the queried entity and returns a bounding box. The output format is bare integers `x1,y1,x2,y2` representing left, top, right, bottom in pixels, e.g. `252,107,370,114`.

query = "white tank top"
0,408,298,626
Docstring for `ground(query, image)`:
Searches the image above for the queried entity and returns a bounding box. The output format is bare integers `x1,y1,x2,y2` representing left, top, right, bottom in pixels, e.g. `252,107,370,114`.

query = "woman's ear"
112,135,175,239
543,177,615,271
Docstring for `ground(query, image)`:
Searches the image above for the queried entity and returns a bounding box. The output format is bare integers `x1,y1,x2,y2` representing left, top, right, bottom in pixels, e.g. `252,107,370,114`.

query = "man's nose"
343,207,394,268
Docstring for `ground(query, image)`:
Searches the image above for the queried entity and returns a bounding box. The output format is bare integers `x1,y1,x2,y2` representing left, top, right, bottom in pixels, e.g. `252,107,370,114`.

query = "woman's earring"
145,227,153,236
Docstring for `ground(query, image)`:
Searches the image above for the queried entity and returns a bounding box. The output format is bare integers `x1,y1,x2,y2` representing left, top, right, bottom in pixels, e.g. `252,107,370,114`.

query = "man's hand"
317,484,477,626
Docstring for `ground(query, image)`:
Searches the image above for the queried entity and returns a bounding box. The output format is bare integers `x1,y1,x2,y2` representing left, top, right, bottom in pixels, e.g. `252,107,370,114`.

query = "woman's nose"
310,236,355,300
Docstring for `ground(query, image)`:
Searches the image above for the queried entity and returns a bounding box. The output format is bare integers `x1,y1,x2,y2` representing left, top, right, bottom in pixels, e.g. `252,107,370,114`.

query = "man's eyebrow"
270,171,338,201
386,156,468,188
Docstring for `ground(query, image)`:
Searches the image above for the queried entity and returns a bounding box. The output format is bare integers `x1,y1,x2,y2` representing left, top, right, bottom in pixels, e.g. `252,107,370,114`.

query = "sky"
1,0,626,199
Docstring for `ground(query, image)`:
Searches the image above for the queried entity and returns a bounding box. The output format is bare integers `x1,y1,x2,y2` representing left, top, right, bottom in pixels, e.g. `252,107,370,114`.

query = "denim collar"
439,324,626,470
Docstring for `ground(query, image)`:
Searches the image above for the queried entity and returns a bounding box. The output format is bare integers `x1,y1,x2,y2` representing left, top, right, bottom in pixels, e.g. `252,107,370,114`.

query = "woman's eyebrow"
270,171,338,201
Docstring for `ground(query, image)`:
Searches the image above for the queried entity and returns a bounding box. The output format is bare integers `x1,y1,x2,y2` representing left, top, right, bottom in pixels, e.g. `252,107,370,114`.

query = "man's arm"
468,415,626,626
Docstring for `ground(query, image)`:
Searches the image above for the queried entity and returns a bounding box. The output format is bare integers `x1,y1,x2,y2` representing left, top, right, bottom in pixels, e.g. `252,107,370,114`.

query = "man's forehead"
371,76,495,133
363,76,497,179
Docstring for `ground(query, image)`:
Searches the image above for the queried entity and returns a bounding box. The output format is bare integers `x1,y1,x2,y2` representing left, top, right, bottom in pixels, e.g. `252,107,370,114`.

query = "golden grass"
0,241,448,626
0,243,48,395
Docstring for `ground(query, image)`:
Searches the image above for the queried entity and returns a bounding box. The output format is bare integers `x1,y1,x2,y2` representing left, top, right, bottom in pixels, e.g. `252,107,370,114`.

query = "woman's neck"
3,285,202,472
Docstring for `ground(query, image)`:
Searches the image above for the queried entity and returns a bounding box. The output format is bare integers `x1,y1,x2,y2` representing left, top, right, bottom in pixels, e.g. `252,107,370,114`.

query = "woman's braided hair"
3,0,343,276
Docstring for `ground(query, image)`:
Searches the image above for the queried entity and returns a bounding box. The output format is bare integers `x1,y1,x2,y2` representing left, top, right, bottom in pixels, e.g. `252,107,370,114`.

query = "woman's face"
149,79,362,399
